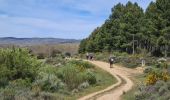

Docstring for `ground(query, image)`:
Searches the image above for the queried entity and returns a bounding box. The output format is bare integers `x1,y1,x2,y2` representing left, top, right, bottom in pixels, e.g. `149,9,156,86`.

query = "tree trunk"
165,45,168,58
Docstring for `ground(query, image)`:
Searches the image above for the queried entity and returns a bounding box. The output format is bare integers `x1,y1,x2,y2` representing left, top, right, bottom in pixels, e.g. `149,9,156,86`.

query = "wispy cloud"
0,0,153,39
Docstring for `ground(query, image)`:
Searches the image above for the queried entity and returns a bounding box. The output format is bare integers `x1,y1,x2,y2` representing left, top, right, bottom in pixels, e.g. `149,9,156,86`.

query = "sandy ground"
78,60,143,100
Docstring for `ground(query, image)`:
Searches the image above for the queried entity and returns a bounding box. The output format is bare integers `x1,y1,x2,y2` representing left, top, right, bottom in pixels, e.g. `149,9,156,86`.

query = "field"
0,43,79,57
28,43,80,56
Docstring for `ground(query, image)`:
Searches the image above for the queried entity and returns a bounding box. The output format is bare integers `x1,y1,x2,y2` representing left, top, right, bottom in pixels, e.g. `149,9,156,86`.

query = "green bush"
37,52,45,59
65,52,71,57
60,64,86,90
57,61,96,90
69,60,95,69
0,48,41,87
9,78,32,88
143,66,153,73
33,73,63,92
35,65,64,92
45,54,66,65
85,71,97,85
0,88,16,100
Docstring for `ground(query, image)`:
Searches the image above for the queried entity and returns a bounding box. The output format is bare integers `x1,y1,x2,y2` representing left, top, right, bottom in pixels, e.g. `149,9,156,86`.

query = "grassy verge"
121,74,145,100
54,65,117,100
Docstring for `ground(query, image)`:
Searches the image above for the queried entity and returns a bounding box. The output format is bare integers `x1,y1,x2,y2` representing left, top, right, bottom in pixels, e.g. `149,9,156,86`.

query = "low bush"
135,80,170,100
69,60,94,69
57,60,96,90
45,54,66,65
143,66,153,73
135,61,170,100
85,71,97,85
58,64,87,90
37,52,45,59
65,52,71,57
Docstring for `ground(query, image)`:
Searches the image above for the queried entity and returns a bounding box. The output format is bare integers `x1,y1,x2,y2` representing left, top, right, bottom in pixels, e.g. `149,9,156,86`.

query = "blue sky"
0,0,154,39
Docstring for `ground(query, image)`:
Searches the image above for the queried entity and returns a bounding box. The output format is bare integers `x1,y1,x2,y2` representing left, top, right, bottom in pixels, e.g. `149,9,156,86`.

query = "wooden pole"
133,34,135,55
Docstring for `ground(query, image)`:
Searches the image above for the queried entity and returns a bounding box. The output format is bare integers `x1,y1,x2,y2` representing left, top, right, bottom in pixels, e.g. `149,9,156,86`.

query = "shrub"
65,52,71,57
69,60,95,69
145,72,158,85
57,62,96,90
136,81,170,100
33,75,63,92
37,52,45,59
78,81,90,90
35,65,64,92
61,64,86,90
45,54,66,65
143,66,153,73
0,48,41,87
9,78,32,88
0,88,16,100
50,49,61,58
85,71,97,85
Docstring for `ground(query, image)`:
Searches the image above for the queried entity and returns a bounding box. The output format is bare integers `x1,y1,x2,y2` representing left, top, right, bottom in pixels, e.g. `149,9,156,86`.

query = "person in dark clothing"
89,53,94,61
109,56,115,68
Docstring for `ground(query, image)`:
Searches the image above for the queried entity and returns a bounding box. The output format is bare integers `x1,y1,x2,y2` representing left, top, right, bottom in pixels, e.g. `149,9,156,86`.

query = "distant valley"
0,37,80,46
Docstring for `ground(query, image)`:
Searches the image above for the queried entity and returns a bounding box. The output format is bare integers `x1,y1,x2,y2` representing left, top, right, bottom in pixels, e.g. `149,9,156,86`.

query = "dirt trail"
78,61,142,100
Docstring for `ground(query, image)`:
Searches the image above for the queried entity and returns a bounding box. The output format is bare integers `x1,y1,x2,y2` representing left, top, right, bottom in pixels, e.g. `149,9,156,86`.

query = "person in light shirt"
109,56,115,68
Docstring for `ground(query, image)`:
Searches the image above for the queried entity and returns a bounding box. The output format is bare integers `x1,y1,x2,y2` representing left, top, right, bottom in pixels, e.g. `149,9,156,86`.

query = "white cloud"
0,0,154,39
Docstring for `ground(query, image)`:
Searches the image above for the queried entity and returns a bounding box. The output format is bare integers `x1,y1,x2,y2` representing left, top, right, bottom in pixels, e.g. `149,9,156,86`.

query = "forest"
79,0,170,57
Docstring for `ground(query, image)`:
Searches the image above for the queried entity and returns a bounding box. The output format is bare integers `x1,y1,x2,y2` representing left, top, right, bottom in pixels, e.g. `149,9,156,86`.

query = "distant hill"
0,37,80,46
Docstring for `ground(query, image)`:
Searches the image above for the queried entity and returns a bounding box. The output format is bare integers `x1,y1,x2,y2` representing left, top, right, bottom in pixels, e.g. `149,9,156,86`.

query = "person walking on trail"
86,53,89,60
89,53,94,61
109,56,115,68
86,53,94,60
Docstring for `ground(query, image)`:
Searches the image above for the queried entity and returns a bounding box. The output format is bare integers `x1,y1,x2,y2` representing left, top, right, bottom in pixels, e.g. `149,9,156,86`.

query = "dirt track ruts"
78,60,142,100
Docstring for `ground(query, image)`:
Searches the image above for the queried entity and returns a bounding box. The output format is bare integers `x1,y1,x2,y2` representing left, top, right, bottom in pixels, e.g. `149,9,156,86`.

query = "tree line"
79,0,170,57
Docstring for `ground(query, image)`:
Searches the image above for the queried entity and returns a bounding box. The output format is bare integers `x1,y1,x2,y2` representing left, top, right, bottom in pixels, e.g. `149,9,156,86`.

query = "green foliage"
79,0,170,57
37,52,45,59
85,71,97,85
65,52,71,57
0,48,115,99
58,64,87,90
33,64,65,93
0,48,41,87
69,60,95,69
135,60,170,100
45,54,65,65
56,60,96,90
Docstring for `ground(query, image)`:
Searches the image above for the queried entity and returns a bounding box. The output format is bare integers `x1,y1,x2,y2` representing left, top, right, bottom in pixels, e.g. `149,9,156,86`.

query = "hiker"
86,53,89,60
109,56,115,68
89,53,93,60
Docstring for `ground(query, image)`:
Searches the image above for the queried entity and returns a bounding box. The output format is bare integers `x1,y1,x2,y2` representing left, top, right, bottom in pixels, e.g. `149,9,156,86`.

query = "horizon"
0,0,154,39
0,37,81,40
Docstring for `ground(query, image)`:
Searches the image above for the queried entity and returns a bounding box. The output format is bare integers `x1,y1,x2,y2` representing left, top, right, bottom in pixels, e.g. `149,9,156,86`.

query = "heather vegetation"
134,60,170,100
121,59,170,100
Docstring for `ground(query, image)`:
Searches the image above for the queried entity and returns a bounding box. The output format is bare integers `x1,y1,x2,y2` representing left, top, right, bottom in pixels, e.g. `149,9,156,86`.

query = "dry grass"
0,43,79,57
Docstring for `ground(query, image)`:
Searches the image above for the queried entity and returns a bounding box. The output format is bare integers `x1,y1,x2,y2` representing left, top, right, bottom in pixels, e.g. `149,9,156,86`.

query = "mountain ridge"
0,37,80,46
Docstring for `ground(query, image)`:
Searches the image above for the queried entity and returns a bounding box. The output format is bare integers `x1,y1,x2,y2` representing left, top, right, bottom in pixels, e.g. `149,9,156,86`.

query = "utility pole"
133,34,135,55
